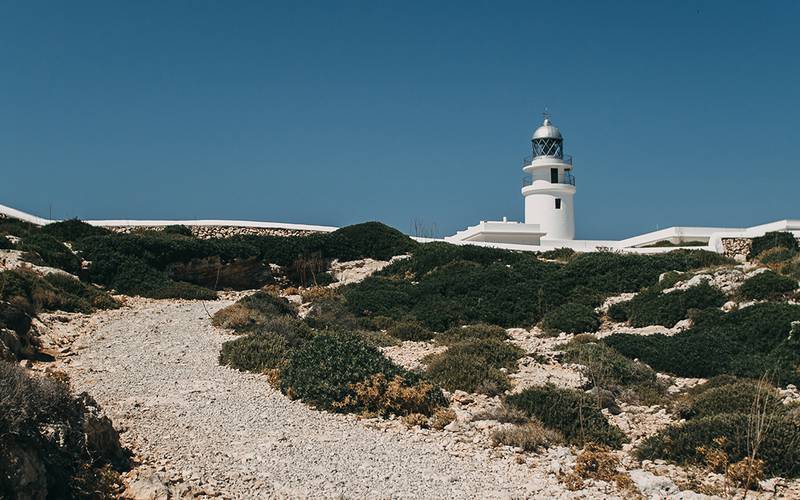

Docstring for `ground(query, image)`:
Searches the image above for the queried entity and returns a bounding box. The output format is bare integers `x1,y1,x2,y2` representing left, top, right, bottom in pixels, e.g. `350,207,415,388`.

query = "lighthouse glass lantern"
531,119,563,158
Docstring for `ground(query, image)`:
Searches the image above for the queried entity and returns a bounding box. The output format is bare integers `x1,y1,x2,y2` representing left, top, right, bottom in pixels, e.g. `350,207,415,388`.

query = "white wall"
524,190,575,240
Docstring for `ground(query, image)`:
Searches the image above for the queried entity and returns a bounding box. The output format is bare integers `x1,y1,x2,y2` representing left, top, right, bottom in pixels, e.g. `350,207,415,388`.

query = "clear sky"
1,1,798,239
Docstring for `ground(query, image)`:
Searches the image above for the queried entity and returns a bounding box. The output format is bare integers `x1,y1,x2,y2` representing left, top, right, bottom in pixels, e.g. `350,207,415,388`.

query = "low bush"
43,273,120,311
213,292,296,332
505,385,626,448
606,302,629,322
436,323,508,345
323,222,418,261
429,339,524,372
303,296,364,331
18,232,82,274
637,413,800,477
605,302,800,385
425,351,510,396
757,246,797,265
779,255,800,281
386,320,434,341
219,331,289,373
85,251,216,299
678,380,786,420
280,332,444,415
749,231,799,260
561,341,664,404
0,361,128,498
40,219,110,241
1,269,118,315
540,302,600,335
490,420,564,451
333,373,444,417
161,225,194,237
623,283,727,328
238,291,295,317
0,235,12,250
739,270,798,300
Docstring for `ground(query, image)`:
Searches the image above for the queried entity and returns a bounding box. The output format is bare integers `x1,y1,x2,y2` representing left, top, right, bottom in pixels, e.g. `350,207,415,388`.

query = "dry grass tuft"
490,421,563,451
212,304,252,330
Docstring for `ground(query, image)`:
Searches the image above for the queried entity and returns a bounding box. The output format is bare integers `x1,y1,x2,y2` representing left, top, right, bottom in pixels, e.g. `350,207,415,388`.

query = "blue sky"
1,1,798,239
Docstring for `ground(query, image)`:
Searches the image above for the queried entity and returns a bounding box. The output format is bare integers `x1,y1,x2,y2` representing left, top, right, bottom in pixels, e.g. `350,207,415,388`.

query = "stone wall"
721,238,752,261
105,225,321,239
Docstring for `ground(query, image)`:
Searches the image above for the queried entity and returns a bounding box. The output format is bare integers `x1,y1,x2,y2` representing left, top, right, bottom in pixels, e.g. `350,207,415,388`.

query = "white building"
445,115,800,255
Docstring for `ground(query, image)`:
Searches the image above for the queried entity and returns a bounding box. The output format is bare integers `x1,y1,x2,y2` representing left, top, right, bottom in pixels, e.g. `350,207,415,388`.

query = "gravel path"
63,299,577,499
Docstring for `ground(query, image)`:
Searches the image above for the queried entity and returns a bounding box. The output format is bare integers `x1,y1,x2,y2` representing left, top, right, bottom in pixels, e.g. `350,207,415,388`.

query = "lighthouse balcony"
522,154,573,168
523,172,576,187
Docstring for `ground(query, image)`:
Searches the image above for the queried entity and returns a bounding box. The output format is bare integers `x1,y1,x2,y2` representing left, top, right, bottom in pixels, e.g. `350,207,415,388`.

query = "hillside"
2,217,800,499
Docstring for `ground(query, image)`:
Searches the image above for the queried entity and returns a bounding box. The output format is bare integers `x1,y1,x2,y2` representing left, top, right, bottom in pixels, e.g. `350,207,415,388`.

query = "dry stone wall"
721,238,752,260
105,225,322,239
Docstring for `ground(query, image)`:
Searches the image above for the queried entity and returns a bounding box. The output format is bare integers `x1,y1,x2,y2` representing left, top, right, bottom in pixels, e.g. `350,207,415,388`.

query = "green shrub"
425,351,510,396
40,219,110,241
607,302,629,322
323,222,417,261
251,316,313,348
303,296,364,331
0,361,128,498
0,235,12,250
757,246,797,265
779,255,800,281
561,341,664,404
386,320,434,341
161,225,194,237
605,302,800,385
505,385,626,448
624,283,727,328
680,380,785,420
280,332,443,414
219,331,288,372
0,218,39,237
428,338,524,372
739,271,798,300
1,269,118,315
18,233,81,274
749,232,799,260
637,413,800,477
540,302,600,335
44,273,119,311
437,323,508,345
84,250,216,299
239,291,295,317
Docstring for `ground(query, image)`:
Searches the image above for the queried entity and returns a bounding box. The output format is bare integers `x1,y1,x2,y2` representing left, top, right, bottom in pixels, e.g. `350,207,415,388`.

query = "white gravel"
61,299,584,499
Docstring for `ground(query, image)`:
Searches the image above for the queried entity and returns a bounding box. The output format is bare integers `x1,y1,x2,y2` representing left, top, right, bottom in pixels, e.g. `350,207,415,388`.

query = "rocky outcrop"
166,256,273,290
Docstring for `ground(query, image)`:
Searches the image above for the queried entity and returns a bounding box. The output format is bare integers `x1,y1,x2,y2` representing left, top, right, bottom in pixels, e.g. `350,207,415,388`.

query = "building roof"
532,118,562,140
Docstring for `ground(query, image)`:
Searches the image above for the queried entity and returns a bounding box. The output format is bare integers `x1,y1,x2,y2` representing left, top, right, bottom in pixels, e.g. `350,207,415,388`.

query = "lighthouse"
522,116,576,240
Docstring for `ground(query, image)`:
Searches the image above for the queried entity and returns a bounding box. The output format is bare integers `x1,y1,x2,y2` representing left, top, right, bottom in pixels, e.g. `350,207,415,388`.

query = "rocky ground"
30,260,799,499
49,298,617,499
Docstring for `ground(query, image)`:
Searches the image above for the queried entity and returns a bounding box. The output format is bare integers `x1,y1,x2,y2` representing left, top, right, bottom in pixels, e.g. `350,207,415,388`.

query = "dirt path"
60,298,582,499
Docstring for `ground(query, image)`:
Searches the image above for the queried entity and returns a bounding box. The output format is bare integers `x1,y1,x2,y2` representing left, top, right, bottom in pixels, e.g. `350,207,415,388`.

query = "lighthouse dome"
532,118,562,140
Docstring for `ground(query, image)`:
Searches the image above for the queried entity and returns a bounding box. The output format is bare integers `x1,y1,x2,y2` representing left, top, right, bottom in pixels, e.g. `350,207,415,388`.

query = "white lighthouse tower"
522,115,576,240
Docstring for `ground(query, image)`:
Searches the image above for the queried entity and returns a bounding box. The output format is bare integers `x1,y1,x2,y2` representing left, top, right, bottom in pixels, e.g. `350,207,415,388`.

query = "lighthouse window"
550,168,559,183
555,198,562,209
